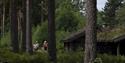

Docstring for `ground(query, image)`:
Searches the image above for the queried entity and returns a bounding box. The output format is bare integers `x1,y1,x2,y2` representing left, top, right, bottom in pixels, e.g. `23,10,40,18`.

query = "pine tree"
10,0,19,53
21,0,26,52
103,0,123,27
84,0,97,63
48,0,57,62
26,0,33,54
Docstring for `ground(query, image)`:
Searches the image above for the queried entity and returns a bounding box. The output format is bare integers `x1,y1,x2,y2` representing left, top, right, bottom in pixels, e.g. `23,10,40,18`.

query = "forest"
1,0,125,63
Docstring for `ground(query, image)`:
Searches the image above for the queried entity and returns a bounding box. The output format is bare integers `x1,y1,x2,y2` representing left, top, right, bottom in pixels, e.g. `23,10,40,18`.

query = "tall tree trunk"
17,9,22,50
48,0,57,63
2,0,5,37
26,0,33,54
84,0,97,63
21,0,26,52
0,19,1,37
41,1,44,23
10,0,19,53
0,2,2,38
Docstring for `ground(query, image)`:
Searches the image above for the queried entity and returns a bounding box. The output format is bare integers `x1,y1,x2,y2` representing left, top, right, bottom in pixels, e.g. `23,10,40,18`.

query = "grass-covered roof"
63,27,125,43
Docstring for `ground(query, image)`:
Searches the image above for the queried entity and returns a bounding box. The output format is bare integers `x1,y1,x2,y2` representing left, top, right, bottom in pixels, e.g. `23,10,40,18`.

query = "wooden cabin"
113,35,125,55
63,30,125,55
63,29,85,51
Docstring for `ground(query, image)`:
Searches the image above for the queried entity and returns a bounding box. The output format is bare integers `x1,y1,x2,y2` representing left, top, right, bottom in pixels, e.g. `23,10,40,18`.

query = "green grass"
97,26,125,41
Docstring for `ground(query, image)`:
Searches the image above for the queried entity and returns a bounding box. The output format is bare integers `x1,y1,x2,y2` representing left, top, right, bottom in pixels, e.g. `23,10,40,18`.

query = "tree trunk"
84,0,97,63
26,0,33,54
21,0,26,52
48,0,57,63
0,19,1,37
10,0,19,53
2,0,5,37
17,9,22,50
0,1,2,38
41,1,44,23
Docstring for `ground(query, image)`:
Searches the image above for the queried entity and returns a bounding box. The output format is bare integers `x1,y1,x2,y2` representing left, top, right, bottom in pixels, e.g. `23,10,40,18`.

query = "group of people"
33,40,48,51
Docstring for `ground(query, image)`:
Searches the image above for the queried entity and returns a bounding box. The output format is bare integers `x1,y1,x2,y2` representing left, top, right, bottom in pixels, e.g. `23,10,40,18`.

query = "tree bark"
84,0,97,63
2,0,5,37
0,10,2,38
26,0,33,54
0,1,3,38
48,0,57,63
41,1,44,23
10,0,19,53
21,0,26,52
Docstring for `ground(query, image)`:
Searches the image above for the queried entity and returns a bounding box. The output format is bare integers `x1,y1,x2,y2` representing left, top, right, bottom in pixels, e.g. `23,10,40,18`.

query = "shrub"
1,49,125,63
0,32,11,48
98,54,125,63
0,49,49,63
32,21,48,43
57,51,83,63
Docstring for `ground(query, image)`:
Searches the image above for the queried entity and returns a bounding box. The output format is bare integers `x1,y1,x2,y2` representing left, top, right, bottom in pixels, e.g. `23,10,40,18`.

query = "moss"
97,27,125,41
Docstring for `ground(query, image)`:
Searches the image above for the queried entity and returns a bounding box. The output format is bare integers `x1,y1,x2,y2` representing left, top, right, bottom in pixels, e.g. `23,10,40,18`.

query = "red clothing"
43,42,48,50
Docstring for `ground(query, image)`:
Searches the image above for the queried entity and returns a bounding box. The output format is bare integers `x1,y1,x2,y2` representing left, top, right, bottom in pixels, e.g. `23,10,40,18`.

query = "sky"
97,0,107,11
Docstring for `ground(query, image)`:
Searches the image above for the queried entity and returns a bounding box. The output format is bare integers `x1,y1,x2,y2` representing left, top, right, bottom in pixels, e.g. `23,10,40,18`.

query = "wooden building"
63,30,125,55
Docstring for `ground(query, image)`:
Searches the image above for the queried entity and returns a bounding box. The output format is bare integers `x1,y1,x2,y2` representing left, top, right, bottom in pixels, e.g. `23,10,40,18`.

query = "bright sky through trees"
97,0,107,11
